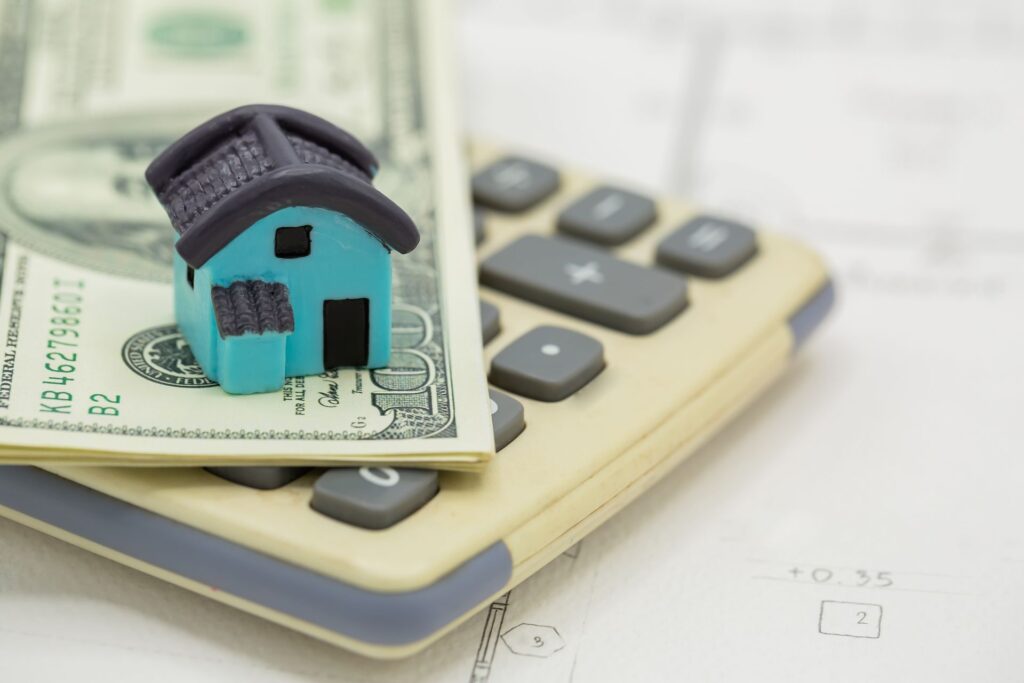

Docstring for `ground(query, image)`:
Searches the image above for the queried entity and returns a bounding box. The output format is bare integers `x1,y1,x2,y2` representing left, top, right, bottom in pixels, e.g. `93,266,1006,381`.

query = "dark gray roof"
145,104,419,267
211,280,294,338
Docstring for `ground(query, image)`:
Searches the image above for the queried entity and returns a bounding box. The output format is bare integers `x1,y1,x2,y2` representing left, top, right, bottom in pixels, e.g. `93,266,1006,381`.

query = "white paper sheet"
2,0,1023,680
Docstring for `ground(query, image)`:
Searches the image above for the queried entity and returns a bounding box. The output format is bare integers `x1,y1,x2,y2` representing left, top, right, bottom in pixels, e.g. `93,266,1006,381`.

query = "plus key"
480,234,688,334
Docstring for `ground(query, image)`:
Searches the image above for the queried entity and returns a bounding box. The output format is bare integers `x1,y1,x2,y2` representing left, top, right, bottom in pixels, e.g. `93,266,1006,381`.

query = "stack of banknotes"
0,0,493,470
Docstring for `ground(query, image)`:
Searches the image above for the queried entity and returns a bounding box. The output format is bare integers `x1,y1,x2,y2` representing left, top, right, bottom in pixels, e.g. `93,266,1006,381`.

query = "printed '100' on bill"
0,0,494,469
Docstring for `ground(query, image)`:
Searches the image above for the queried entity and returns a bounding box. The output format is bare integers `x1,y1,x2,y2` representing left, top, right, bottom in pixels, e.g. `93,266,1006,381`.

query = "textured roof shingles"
159,130,275,237
144,105,420,265
212,280,294,338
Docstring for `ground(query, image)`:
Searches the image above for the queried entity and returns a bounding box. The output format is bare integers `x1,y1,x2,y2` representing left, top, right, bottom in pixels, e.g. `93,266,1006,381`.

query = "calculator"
0,144,833,659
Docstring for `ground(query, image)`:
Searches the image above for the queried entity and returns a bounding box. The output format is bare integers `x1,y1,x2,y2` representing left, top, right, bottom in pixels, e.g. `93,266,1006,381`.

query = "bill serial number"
38,278,121,417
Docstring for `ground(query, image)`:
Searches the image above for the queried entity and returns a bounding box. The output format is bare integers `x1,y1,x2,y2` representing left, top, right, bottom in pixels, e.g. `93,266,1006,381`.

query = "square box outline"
818,600,883,639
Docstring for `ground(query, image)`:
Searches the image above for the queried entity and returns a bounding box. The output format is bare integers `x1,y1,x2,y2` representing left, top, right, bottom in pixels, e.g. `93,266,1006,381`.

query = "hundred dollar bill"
0,0,494,469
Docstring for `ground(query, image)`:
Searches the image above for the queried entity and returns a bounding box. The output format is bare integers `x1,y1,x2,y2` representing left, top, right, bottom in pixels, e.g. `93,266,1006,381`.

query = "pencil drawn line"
470,591,510,683
666,19,725,194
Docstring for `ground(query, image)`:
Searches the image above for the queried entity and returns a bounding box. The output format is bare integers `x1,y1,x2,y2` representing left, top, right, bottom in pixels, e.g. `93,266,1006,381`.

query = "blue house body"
145,105,419,394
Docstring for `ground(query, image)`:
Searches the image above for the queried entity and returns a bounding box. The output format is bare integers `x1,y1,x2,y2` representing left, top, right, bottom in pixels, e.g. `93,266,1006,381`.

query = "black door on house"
323,298,369,369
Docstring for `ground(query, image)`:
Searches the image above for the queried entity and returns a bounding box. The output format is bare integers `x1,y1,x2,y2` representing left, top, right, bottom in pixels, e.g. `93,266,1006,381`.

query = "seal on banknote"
121,325,216,388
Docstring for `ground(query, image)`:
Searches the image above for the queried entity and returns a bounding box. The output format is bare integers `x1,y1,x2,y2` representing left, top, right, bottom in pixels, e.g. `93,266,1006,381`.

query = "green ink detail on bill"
148,12,247,58
320,0,355,13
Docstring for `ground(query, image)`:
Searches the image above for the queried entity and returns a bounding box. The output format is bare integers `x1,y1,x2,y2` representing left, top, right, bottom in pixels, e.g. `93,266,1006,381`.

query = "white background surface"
2,0,1024,680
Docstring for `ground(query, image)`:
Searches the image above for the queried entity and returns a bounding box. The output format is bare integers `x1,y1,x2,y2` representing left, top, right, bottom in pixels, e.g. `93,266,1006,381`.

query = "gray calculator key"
480,234,688,334
311,467,439,530
474,206,486,246
656,215,758,278
472,156,561,212
557,185,657,245
480,300,501,345
490,326,604,402
489,389,525,451
206,466,310,490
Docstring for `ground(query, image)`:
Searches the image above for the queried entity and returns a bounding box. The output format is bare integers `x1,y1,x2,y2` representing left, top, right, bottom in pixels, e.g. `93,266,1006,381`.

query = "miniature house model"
145,104,419,394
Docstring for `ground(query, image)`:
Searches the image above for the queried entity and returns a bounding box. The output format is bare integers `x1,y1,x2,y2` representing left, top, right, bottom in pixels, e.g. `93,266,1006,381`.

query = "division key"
480,234,688,334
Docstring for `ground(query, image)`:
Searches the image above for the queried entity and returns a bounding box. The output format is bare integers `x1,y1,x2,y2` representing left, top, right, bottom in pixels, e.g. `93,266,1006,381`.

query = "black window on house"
186,265,195,288
275,225,312,258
